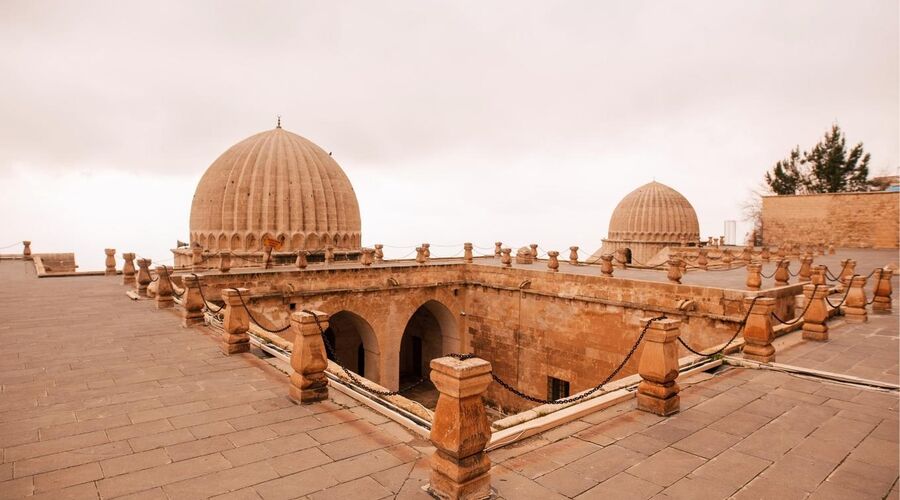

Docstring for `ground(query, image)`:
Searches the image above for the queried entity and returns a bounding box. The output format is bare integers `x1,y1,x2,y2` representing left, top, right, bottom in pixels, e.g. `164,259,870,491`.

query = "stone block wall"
762,192,899,248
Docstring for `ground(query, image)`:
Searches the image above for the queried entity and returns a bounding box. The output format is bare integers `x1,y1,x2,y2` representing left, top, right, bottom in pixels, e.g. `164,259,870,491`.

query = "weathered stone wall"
762,192,899,248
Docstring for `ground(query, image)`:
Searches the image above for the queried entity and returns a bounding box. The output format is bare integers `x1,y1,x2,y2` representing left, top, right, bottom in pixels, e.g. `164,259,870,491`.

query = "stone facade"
761,191,899,249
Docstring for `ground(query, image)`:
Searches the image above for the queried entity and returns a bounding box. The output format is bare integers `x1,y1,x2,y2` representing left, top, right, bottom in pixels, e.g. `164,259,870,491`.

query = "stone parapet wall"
762,191,899,248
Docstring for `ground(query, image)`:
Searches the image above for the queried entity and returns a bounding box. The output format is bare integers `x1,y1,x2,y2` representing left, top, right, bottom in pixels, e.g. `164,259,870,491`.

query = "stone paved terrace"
1,256,898,499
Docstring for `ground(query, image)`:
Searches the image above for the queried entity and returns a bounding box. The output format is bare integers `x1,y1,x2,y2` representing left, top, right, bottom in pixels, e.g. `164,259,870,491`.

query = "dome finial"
276,115,282,129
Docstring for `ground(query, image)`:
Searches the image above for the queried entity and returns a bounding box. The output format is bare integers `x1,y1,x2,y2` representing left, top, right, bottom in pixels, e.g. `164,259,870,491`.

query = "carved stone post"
416,247,426,265
122,253,136,285
192,245,204,271
667,259,683,284
600,254,614,277
828,243,835,255
842,276,868,323
811,265,826,285
324,246,334,265
816,242,825,256
494,242,502,257
209,250,226,272
760,247,770,262
776,246,786,259
696,248,708,270
637,318,681,416
374,244,384,263
774,260,790,286
22,240,32,259
423,243,431,260
838,259,856,287
872,268,892,313
155,266,174,309
104,248,117,276
802,285,829,341
614,248,628,269
136,258,152,297
463,243,473,263
361,248,374,266
295,251,307,269
427,356,493,500
706,236,713,247
739,247,752,263
288,310,330,404
529,243,538,259
500,248,512,268
746,262,762,291
798,256,813,283
719,235,725,247
721,249,733,269
181,274,204,327
568,246,579,265
221,288,250,354
263,246,273,269
742,297,776,363
547,251,559,272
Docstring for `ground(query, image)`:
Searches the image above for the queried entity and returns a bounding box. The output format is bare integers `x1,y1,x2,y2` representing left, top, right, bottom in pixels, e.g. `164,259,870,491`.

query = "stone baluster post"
288,310,330,404
600,254,614,277
842,276,868,323
568,246,579,265
295,251,307,269
427,356,493,500
666,258,683,284
810,265,826,285
637,318,681,416
721,249,733,269
423,243,431,260
760,247,770,262
463,243,473,263
104,248,117,276
547,251,559,272
719,235,726,247
746,262,762,291
493,242,502,257
802,284,829,341
614,248,628,269
529,243,539,259
696,248,708,270
122,253,136,285
155,266,174,309
776,246,786,259
774,260,790,286
181,274,205,327
416,247,426,264
136,258,152,297
361,248,374,266
22,240,32,259
789,244,801,259
798,256,813,282
324,246,334,265
838,259,856,287
872,268,892,313
739,247,752,263
500,248,512,268
828,243,835,255
742,297,776,363
192,245,204,271
374,244,384,263
816,242,825,256
219,253,231,273
706,236,713,247
221,288,250,354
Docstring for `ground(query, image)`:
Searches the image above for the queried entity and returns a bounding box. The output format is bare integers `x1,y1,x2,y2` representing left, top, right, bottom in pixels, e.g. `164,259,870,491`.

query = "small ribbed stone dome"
189,126,361,252
607,181,700,243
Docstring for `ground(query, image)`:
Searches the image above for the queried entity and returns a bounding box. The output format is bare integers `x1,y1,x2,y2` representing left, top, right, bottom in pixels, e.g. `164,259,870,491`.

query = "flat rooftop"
0,254,897,499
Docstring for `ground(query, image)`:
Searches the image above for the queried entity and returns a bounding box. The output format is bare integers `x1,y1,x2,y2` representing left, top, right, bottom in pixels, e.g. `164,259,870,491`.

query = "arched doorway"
323,311,381,384
624,248,632,264
399,300,459,383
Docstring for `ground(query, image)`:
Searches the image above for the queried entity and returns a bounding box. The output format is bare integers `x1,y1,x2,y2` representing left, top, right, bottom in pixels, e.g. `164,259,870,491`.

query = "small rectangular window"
289,303,296,311
548,376,570,401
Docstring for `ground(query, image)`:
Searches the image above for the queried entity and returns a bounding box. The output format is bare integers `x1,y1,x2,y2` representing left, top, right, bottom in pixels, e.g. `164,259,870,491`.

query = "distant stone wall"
762,192,899,249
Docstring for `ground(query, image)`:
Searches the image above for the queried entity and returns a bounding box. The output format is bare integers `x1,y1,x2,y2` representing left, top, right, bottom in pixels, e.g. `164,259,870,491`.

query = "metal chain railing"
232,288,291,333
771,285,818,325
866,269,883,306
490,316,667,405
161,267,184,298
677,296,760,357
825,276,856,309
190,273,223,313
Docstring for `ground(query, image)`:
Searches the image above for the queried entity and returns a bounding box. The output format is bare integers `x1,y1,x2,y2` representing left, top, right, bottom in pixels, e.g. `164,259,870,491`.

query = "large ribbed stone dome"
189,126,361,252
607,181,699,243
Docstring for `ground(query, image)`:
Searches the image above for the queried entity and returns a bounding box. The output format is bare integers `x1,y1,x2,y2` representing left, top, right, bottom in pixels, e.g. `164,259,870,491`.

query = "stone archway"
398,300,458,383
324,310,381,385
624,247,632,264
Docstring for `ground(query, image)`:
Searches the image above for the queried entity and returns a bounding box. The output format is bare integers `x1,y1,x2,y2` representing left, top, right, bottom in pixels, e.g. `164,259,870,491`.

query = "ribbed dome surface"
607,182,699,243
189,127,361,252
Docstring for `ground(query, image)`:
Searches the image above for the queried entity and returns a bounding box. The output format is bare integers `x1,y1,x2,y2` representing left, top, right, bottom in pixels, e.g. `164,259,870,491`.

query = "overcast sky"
1,0,897,270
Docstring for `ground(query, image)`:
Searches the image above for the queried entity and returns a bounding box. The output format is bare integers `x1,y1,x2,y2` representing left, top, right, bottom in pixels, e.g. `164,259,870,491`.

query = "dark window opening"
624,248,632,264
289,303,296,311
548,376,570,401
357,343,365,375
